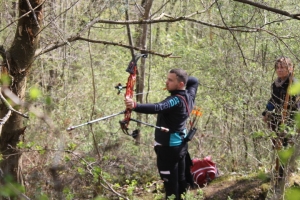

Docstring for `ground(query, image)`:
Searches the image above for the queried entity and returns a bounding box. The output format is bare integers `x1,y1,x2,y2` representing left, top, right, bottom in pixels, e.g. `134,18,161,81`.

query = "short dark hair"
169,69,188,85
274,56,293,70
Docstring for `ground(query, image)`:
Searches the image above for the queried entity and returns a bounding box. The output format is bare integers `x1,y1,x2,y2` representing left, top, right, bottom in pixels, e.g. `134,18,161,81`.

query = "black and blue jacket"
262,77,299,126
133,77,199,146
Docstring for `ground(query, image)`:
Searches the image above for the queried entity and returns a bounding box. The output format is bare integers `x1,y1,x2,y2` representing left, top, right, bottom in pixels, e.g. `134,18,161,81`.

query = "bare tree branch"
0,88,28,120
34,0,299,62
216,0,247,67
25,0,40,28
150,0,171,18
125,0,134,58
35,36,172,58
88,15,259,33
34,0,81,37
0,0,46,33
233,0,300,20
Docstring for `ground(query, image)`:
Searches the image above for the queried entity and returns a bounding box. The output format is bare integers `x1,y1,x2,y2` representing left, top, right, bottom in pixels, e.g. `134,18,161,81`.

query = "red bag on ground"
190,156,219,187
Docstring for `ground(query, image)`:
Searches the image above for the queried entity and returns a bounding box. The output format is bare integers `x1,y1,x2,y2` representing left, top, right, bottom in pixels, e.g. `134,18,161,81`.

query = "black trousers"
154,142,188,200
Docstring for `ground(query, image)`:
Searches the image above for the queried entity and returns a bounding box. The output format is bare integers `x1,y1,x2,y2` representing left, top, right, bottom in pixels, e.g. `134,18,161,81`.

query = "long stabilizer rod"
67,111,125,131
130,118,169,132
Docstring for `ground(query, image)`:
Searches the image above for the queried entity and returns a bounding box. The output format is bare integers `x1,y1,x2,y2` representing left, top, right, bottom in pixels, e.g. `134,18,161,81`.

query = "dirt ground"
138,173,271,200
134,172,300,200
200,172,300,200
201,176,269,200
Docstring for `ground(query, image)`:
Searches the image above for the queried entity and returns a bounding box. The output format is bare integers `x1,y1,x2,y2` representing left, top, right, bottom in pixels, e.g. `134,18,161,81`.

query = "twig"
100,177,130,200
216,0,247,67
36,36,173,58
0,88,28,122
34,0,81,37
0,0,46,33
234,0,300,20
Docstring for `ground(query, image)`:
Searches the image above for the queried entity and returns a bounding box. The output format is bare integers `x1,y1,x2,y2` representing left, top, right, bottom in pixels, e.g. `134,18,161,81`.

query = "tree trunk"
0,0,43,185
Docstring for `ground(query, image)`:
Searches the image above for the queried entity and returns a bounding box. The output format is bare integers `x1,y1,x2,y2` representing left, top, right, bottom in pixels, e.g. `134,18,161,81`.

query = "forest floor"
136,172,300,200
200,174,269,200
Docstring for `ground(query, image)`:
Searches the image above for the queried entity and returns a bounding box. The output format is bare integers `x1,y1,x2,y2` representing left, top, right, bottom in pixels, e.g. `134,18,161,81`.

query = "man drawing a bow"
125,68,199,200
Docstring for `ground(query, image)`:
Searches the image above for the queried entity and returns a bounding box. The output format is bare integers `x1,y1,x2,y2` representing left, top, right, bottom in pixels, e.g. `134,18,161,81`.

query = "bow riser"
119,53,147,137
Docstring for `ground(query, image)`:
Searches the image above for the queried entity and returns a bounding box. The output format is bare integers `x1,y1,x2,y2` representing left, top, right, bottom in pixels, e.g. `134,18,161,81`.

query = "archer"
262,56,300,187
125,69,199,200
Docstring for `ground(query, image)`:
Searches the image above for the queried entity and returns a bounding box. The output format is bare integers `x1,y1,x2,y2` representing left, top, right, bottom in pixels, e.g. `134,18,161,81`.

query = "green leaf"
251,131,265,138
285,186,300,200
289,82,300,95
36,145,46,155
278,147,294,165
1,74,11,85
29,87,42,100
17,141,25,148
295,113,300,129
257,171,268,181
45,96,52,105
67,143,77,151
77,167,85,175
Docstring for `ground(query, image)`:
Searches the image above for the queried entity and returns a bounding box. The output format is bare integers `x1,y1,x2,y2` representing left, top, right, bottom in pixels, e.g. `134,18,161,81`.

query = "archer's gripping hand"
125,97,136,110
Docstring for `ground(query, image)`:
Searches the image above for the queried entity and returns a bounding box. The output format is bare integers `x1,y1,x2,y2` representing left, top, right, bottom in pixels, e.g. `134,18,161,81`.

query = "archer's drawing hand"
125,97,136,110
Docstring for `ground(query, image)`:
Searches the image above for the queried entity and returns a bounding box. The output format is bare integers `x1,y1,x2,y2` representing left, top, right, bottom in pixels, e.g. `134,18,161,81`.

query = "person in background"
262,56,299,182
125,69,199,200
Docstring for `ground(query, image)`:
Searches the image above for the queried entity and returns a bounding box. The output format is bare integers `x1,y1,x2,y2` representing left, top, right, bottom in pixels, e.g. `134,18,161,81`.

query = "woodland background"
0,0,300,199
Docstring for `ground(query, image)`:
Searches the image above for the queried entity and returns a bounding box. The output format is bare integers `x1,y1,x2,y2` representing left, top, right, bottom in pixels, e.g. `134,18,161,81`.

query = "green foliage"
251,130,267,139
184,189,204,200
285,187,300,200
29,87,42,100
289,82,300,95
63,187,74,200
77,167,85,175
0,74,11,85
45,96,52,105
295,113,300,129
278,146,294,166
35,145,46,155
0,177,25,198
92,166,102,183
256,171,269,182
167,194,176,200
67,143,77,151
125,179,137,197
2,0,300,199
